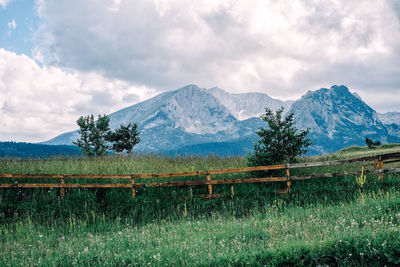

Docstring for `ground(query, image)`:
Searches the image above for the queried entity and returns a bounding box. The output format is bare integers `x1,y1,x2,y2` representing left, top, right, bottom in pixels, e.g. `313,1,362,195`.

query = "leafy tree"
365,138,381,149
73,114,111,156
248,107,312,166
107,123,140,154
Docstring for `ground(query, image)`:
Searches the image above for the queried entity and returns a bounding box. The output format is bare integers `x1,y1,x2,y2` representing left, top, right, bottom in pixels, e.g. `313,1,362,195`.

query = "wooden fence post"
60,174,65,198
378,157,384,181
206,171,212,197
286,164,291,193
131,174,136,198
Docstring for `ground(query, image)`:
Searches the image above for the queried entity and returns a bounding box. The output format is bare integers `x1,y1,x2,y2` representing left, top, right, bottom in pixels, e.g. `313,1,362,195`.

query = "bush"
365,138,381,149
248,107,312,166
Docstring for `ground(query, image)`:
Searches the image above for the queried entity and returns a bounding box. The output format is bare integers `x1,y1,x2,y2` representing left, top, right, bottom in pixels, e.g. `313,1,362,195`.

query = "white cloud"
355,89,400,113
0,0,12,9
0,49,157,142
7,19,16,35
33,0,400,105
2,0,400,142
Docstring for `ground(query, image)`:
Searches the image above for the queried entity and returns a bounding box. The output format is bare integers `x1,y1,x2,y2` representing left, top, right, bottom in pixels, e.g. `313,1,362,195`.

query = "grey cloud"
389,0,400,19
91,91,119,107
122,93,139,103
1,101,15,113
72,90,121,115
34,0,400,112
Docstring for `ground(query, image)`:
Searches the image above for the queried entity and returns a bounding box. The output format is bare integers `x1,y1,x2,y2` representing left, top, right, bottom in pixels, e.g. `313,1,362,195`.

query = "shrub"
248,107,312,166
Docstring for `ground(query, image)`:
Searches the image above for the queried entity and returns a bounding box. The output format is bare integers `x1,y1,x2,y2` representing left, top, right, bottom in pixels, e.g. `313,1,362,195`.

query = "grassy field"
0,145,400,266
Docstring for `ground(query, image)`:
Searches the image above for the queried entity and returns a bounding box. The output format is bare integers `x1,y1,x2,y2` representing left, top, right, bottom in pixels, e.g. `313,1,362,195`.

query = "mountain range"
43,84,400,156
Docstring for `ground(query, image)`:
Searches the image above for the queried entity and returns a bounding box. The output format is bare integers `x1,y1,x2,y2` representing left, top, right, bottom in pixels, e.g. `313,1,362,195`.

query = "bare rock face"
44,85,267,154
44,84,400,156
207,87,292,120
289,85,398,154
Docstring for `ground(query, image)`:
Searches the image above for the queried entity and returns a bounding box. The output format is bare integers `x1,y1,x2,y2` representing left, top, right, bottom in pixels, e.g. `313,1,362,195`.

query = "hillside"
43,85,266,154
289,85,400,154
43,84,400,156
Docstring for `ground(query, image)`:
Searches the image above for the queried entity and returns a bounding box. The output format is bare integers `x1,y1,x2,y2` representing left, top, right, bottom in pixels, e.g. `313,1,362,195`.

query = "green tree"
108,123,140,154
73,114,111,156
365,138,381,149
248,107,312,166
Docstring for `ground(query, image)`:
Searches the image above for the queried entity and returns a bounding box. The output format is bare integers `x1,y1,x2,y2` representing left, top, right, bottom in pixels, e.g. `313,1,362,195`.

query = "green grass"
331,144,400,159
0,146,400,266
1,190,399,266
0,154,247,174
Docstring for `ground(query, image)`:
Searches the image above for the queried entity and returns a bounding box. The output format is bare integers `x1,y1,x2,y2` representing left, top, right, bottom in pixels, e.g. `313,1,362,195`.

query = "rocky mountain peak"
289,85,395,154
43,84,400,156
331,84,350,94
110,84,237,135
207,87,292,120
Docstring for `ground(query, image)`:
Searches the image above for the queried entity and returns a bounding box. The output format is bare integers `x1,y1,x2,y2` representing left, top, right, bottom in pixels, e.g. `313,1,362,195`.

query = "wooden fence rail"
0,152,400,198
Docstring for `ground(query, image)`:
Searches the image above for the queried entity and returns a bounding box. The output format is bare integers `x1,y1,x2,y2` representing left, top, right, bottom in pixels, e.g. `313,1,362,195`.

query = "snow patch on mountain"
207,87,292,120
289,85,399,154
43,84,400,156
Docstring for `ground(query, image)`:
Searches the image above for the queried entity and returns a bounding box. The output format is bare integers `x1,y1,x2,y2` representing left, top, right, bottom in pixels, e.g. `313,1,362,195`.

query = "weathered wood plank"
0,152,398,195
1,152,398,180
288,152,400,169
134,177,287,188
0,184,132,188
0,174,63,178
290,171,360,180
209,177,286,184
0,174,131,179
290,167,400,181
135,171,207,178
380,152,400,160
0,167,398,190
383,159,400,164
65,174,132,179
287,160,345,168
208,165,286,174
134,165,286,178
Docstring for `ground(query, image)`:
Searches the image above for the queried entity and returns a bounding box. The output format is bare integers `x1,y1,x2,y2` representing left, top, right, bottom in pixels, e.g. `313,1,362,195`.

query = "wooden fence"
1,152,400,199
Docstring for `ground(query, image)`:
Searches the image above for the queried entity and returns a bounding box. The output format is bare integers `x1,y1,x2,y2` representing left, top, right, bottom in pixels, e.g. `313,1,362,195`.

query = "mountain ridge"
43,84,400,156
289,85,398,154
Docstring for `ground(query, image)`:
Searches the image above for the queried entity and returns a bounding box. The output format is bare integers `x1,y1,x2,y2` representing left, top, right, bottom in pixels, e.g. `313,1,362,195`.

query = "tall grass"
0,154,246,174
1,189,399,266
0,146,399,266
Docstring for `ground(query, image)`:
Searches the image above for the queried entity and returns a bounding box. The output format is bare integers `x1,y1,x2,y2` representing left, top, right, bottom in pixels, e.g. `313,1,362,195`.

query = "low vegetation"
248,107,311,166
74,114,140,156
0,145,399,266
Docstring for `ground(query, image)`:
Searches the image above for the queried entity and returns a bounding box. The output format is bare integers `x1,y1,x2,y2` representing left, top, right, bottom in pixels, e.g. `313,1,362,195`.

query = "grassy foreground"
1,191,400,266
0,145,400,266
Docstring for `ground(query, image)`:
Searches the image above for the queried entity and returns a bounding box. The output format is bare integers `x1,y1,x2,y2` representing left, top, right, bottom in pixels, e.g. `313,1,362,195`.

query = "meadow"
0,145,400,266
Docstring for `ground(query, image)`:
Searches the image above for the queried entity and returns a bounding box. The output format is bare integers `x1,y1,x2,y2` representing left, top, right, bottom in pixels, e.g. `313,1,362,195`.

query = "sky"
0,0,400,142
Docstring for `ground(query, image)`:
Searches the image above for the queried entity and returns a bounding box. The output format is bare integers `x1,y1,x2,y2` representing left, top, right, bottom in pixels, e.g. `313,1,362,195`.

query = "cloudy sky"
1,0,400,142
